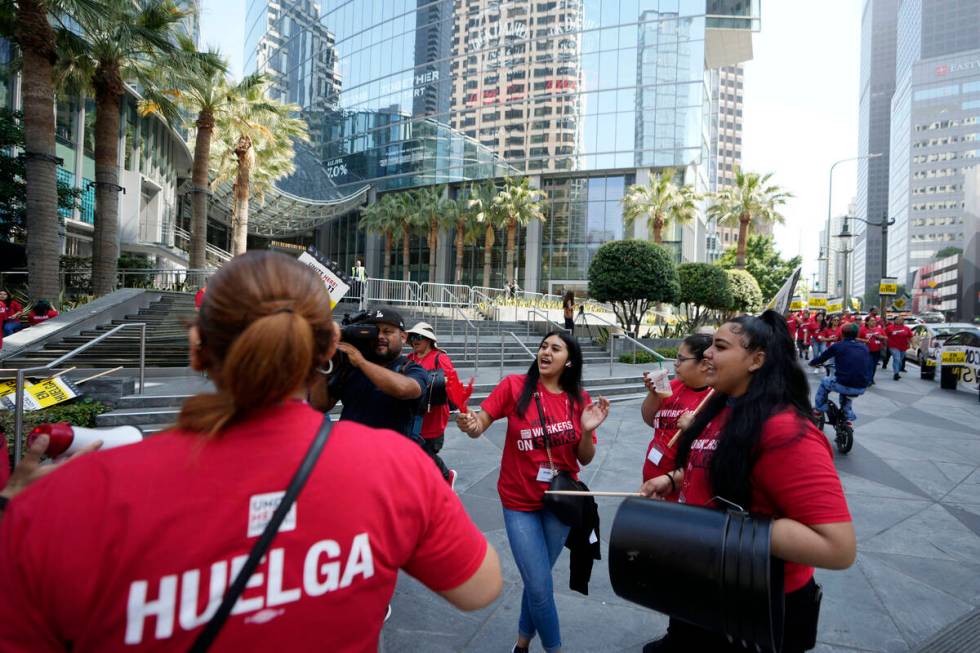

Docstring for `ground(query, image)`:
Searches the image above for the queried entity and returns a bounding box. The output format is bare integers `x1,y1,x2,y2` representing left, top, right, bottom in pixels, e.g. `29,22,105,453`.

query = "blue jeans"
814,376,865,421
502,507,570,652
812,341,826,359
890,347,905,375
2,321,22,337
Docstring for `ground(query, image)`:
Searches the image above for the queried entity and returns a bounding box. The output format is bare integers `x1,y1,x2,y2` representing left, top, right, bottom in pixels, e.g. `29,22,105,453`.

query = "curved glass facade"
245,0,756,287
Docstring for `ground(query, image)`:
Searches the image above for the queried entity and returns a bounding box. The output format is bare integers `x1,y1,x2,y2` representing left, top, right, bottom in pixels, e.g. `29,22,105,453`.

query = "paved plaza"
382,366,980,653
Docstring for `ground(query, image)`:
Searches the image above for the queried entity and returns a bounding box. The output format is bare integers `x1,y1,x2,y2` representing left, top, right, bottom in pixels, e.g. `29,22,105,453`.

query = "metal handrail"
526,308,570,336
577,311,667,374
500,331,536,376
1,322,147,462
450,302,480,375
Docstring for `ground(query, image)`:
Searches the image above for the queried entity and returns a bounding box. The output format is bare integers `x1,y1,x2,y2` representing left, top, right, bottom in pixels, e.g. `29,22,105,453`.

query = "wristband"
666,472,676,494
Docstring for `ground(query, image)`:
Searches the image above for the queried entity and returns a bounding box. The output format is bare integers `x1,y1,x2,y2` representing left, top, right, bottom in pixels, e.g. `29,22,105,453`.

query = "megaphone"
27,422,143,458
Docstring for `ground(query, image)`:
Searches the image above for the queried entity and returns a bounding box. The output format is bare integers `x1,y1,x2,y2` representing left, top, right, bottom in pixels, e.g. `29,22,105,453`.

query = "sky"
200,1,865,283
741,0,864,286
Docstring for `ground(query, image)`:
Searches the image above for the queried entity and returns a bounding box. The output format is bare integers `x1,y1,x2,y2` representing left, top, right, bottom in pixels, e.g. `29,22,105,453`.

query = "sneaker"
448,469,458,491
385,604,392,622
893,373,900,381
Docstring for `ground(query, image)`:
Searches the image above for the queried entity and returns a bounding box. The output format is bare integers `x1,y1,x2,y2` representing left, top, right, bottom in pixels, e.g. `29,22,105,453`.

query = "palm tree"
210,79,307,255
359,195,399,280
493,177,545,286
392,191,423,282
451,190,481,284
150,44,267,269
56,0,192,296
465,181,503,288
7,0,83,299
622,168,701,244
707,168,793,269
415,185,452,284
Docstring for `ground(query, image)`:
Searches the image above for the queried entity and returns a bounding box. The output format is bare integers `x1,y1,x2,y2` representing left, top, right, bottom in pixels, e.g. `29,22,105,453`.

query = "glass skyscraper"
244,0,759,290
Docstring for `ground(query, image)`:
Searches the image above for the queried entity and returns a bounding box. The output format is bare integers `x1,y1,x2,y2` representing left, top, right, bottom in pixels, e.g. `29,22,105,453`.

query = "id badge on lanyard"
647,445,664,466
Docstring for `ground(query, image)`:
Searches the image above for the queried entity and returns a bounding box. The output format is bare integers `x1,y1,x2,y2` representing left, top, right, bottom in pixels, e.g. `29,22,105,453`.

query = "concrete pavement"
382,364,980,652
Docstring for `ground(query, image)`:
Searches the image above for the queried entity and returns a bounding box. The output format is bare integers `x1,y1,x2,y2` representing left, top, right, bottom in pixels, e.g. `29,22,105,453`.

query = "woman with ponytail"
0,251,501,652
640,311,855,653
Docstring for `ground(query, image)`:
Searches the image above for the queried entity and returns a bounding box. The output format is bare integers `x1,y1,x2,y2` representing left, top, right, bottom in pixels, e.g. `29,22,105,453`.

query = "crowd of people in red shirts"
0,256,861,653
784,306,914,382
0,290,60,351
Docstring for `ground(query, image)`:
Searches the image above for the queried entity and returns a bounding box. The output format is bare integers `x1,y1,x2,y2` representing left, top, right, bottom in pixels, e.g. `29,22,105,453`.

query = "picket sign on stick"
666,388,716,448
544,490,643,497
50,367,77,379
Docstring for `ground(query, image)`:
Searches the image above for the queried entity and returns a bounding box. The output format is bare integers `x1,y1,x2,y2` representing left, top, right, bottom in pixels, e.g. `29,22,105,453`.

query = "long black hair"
675,311,813,510
516,330,584,418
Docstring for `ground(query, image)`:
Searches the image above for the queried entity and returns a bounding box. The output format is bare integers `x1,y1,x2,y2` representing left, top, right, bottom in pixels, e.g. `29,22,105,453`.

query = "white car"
909,323,976,366
930,330,980,394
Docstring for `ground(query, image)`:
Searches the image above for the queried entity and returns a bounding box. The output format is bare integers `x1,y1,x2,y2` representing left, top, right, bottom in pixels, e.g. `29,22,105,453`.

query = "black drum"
608,497,785,652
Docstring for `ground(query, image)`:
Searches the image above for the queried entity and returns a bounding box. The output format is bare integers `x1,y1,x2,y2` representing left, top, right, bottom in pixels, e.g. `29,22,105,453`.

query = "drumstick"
666,388,715,448
76,366,124,384
544,490,643,497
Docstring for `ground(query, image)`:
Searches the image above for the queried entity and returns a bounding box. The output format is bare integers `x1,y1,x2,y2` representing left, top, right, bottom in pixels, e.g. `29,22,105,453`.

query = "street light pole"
825,153,882,291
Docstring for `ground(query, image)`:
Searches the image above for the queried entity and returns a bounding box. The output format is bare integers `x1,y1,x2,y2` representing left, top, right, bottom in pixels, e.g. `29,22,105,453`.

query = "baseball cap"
365,307,405,330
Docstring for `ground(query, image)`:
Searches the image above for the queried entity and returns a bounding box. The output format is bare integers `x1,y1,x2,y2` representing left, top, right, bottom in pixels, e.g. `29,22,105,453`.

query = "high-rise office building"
709,64,755,256
852,0,899,301
243,0,760,290
886,0,980,288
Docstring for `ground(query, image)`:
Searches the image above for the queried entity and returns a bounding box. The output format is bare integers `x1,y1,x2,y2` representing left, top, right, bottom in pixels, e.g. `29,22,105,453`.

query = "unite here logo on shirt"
122,494,377,645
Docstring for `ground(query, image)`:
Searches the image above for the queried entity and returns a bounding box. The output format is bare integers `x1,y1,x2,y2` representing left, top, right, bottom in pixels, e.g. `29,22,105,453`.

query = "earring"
316,359,334,376
565,362,572,368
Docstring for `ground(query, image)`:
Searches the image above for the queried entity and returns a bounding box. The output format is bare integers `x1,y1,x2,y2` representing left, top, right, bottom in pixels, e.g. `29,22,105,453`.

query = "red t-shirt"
818,327,840,345
0,402,487,652
407,349,456,439
885,324,913,351
2,299,22,321
481,374,593,511
194,287,206,310
859,325,886,352
642,378,710,487
679,406,851,593
27,309,59,326
785,317,798,339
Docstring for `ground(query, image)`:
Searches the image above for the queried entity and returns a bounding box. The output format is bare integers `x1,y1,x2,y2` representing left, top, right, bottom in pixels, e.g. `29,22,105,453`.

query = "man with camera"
406,322,458,488
322,308,430,445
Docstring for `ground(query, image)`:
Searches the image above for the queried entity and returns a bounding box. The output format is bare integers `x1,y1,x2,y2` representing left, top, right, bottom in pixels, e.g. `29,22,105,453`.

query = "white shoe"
448,469,458,491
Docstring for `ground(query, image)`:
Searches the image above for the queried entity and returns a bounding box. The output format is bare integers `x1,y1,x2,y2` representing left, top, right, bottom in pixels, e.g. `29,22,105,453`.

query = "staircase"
96,373,650,433
2,292,197,369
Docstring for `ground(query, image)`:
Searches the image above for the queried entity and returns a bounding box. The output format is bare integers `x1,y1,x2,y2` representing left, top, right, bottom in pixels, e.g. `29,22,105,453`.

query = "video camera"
339,310,380,359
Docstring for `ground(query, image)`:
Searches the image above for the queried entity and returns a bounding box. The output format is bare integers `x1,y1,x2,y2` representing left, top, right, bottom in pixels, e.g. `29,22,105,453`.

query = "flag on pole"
765,266,802,316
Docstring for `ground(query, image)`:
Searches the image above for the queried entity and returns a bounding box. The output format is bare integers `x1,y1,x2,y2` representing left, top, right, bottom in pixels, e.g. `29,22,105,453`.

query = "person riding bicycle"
808,323,871,424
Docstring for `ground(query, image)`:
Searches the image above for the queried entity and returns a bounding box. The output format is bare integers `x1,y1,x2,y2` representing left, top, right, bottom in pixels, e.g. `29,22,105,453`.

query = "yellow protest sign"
826,298,843,314
790,296,806,311
297,249,351,308
879,277,898,296
0,377,79,411
851,297,862,310
893,298,906,309
809,293,828,309
941,350,967,365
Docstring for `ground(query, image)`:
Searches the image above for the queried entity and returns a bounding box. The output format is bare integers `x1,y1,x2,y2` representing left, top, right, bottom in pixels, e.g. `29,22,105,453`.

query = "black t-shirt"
333,355,430,440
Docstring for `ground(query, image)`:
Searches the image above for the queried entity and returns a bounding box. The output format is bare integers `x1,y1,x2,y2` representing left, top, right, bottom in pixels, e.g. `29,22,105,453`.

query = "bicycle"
814,396,855,455
809,363,856,455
